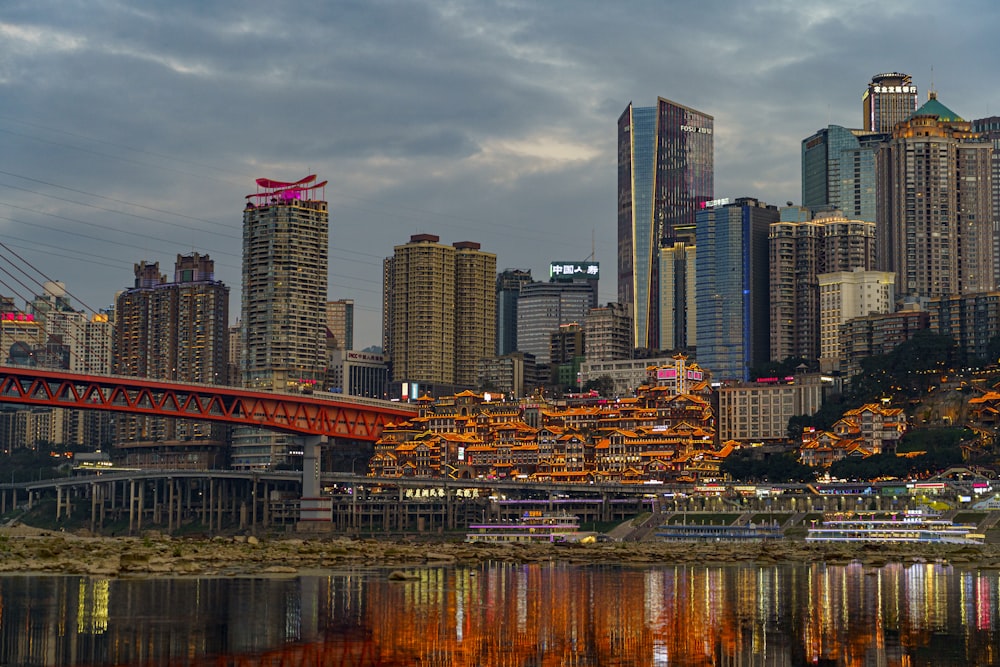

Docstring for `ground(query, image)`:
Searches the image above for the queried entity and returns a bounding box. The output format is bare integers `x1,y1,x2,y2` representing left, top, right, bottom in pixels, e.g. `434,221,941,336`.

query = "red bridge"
0,366,418,442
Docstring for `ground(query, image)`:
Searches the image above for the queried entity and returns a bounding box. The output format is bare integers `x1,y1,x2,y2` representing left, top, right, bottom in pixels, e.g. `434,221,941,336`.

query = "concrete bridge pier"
298,435,332,528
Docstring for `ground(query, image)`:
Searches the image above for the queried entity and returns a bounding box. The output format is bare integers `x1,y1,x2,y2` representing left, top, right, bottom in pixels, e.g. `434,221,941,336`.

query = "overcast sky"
3,0,1000,350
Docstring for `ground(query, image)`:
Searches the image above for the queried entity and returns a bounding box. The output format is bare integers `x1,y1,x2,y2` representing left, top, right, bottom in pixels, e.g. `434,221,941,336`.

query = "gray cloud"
2,0,999,348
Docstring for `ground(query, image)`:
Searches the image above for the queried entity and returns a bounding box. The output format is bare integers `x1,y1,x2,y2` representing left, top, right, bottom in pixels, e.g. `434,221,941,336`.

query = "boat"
466,511,584,543
806,510,985,545
656,523,785,541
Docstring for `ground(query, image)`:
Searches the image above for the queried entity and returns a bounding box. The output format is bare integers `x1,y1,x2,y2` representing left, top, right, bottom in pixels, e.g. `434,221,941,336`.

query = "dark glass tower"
618,98,713,350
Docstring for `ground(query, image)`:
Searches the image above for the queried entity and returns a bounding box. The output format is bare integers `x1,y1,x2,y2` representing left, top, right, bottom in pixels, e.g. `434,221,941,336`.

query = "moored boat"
806,510,985,545
466,511,585,543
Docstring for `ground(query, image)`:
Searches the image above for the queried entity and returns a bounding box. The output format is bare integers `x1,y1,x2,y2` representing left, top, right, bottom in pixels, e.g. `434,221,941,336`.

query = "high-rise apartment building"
876,94,994,297
242,176,329,391
584,302,633,362
928,292,1000,364
971,116,1000,289
818,269,895,372
114,253,229,443
769,209,876,364
863,72,918,133
659,241,697,350
618,98,713,350
325,299,354,352
496,269,532,356
696,198,779,382
383,234,495,396
237,175,328,469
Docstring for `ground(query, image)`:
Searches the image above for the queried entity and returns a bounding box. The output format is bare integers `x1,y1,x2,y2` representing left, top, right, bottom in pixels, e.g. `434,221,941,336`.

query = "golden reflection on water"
0,562,998,666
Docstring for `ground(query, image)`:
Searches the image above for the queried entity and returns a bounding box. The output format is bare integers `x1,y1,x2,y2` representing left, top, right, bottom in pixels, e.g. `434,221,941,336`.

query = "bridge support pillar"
298,436,331,528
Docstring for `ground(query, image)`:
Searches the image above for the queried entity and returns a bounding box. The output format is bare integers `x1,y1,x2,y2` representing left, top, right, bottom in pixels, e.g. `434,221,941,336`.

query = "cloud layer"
2,0,999,348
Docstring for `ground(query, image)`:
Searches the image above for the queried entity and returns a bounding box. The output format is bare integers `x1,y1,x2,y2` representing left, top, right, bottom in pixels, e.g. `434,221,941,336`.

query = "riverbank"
3,524,1000,576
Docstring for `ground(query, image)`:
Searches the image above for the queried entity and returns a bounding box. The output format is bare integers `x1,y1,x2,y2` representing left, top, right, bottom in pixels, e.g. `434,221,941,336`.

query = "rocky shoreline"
2,524,1000,577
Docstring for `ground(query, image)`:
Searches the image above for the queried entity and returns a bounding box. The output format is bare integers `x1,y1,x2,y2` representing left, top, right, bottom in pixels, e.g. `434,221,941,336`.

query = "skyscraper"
618,98,713,350
696,198,779,382
237,175,328,469
801,125,884,220
863,72,918,133
516,279,596,366
242,175,329,391
383,234,495,397
876,94,993,298
496,268,532,356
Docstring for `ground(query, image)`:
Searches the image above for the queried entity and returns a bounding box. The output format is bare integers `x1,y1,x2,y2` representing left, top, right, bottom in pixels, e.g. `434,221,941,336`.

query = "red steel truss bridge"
0,366,418,441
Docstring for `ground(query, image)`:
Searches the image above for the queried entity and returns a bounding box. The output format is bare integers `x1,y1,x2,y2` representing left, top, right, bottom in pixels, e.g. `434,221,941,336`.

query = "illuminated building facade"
863,72,918,133
618,98,713,350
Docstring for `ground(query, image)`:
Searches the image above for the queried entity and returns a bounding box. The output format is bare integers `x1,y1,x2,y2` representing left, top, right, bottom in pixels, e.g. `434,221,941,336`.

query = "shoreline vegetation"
2,523,1000,577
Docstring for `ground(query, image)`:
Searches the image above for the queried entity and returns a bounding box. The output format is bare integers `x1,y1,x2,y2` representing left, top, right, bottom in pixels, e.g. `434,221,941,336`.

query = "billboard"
550,261,599,281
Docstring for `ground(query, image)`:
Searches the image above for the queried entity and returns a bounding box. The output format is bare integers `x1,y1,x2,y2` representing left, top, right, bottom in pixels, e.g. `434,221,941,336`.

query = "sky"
3,0,1000,351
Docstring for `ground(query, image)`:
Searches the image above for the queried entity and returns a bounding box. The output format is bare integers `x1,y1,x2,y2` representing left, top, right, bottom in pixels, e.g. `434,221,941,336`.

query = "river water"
1,561,998,666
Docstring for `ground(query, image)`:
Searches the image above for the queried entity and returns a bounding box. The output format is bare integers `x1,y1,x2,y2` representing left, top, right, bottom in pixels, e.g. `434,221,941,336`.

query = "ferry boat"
806,510,985,545
656,523,785,541
466,511,584,543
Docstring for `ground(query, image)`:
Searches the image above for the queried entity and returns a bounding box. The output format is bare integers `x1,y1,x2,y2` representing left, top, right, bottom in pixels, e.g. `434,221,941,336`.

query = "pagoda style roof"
910,93,963,122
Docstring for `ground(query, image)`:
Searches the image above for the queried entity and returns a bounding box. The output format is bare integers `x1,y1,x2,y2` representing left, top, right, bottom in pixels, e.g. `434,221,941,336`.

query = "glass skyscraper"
618,98,713,351
801,125,883,221
696,198,778,382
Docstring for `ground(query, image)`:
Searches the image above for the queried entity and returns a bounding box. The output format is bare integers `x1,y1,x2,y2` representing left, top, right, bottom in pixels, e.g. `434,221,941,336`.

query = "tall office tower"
971,117,1000,288
584,302,633,362
696,198,779,382
237,175,328,469
496,269,532,355
863,72,918,133
114,253,229,442
516,280,596,366
801,125,884,220
659,241,697,350
454,241,497,387
326,299,354,352
818,269,895,372
876,94,994,297
618,98,713,350
383,234,495,396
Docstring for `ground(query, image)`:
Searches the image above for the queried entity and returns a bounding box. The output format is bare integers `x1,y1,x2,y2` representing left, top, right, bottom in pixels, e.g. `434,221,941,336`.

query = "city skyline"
3,1,1000,348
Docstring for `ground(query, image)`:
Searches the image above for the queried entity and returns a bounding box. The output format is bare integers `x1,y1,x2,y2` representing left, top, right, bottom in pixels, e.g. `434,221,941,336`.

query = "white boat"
806,510,985,545
466,511,583,543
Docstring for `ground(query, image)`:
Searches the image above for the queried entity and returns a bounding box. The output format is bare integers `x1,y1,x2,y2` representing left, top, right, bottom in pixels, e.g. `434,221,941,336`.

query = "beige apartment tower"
384,234,495,397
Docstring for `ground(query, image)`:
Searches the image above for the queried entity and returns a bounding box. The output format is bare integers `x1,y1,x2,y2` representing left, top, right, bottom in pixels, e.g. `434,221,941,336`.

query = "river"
1,560,998,666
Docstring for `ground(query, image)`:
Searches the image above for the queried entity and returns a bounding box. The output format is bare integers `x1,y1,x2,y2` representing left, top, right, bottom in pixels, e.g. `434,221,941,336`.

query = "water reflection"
0,562,997,666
